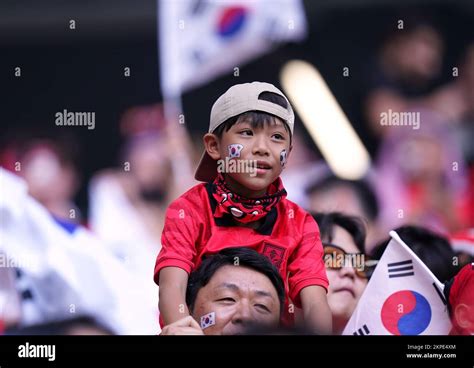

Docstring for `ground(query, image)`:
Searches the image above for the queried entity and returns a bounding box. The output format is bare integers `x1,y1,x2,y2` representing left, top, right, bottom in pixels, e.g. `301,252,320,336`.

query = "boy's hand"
160,316,204,335
300,285,333,335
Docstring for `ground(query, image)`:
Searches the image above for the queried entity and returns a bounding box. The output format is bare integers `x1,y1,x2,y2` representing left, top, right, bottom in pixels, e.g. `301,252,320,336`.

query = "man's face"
216,117,291,197
191,265,281,335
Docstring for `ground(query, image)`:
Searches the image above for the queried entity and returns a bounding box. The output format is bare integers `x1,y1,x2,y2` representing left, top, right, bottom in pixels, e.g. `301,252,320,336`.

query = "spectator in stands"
89,103,196,279
364,17,446,137
3,138,82,223
371,225,459,283
312,212,371,334
374,113,468,237
161,247,285,335
306,175,381,251
4,315,113,335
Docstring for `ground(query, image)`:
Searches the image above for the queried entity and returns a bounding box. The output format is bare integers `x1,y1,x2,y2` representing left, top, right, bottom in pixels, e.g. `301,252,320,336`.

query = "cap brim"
194,150,218,182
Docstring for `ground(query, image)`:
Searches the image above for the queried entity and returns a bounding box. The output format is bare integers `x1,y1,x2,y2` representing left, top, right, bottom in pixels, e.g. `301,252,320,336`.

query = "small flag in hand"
342,231,451,335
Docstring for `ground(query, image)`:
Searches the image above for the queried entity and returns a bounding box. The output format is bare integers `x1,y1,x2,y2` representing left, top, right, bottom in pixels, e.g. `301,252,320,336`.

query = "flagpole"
158,0,195,192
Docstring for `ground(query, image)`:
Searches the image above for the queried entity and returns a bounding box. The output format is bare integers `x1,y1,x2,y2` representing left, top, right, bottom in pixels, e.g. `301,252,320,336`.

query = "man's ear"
203,133,221,160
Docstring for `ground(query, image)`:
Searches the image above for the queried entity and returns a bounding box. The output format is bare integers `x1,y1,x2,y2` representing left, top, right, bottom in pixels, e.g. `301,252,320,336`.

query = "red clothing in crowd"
154,182,328,310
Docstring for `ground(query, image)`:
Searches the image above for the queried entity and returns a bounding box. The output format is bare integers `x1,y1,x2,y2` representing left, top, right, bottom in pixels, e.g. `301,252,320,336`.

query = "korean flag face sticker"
280,149,287,168
228,144,243,158
200,312,216,330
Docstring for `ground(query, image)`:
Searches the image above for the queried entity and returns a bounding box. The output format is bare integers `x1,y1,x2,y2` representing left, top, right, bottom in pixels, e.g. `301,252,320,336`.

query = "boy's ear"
203,133,221,160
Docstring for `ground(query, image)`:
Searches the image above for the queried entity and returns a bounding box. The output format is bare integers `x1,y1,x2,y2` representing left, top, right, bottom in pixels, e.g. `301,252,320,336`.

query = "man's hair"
371,225,459,283
212,91,292,144
186,247,285,314
306,176,379,222
312,212,367,254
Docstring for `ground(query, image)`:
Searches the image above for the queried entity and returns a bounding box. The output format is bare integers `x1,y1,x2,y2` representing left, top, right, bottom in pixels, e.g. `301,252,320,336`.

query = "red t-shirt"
154,183,328,308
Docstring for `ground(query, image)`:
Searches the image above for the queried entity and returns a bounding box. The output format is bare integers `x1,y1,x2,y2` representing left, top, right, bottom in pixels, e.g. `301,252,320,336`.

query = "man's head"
195,82,294,197
371,225,459,283
445,263,474,335
312,212,369,334
306,175,380,250
186,247,285,335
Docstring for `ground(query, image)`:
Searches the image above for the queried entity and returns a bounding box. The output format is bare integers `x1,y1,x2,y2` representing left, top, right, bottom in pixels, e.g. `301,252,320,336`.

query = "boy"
154,82,331,333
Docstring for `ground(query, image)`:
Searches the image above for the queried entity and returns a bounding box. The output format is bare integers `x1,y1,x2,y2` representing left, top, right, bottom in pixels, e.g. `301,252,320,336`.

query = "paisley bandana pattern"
211,173,287,223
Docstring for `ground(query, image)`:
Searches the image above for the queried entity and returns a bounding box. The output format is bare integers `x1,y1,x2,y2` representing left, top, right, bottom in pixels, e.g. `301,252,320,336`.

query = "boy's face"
205,116,292,197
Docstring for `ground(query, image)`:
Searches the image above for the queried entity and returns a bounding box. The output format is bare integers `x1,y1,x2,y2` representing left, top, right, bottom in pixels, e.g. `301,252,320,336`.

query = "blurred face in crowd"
397,136,444,181
390,25,444,82
191,265,281,335
308,185,366,220
21,145,78,205
308,185,381,249
126,134,171,193
324,225,368,333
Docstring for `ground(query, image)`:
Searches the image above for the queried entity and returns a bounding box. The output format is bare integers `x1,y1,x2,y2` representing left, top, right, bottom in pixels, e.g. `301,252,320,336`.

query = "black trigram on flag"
353,324,370,335
387,259,414,278
432,282,447,305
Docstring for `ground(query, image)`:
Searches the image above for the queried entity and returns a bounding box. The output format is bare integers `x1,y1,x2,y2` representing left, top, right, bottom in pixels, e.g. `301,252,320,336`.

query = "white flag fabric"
342,231,452,335
0,168,159,335
159,0,307,98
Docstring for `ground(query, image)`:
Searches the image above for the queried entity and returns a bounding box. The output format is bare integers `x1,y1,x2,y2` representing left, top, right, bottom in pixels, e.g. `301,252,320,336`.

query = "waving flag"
159,0,307,98
343,231,451,335
0,168,159,334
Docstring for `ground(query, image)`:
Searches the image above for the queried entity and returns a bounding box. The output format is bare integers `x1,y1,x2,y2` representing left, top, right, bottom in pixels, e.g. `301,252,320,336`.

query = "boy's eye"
272,133,284,140
239,130,253,136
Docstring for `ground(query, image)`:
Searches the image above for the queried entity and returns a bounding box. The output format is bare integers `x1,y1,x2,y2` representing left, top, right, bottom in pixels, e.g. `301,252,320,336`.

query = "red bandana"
211,173,287,224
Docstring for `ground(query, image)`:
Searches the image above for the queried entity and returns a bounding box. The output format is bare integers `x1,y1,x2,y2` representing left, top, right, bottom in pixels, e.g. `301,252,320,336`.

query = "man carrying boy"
154,82,331,334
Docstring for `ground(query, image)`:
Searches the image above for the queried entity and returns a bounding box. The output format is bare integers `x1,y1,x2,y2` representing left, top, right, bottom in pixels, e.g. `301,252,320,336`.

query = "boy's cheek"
279,149,288,168
227,143,244,158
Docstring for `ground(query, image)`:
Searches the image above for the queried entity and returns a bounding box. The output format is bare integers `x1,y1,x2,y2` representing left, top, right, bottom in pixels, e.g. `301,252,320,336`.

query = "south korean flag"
200,312,216,330
228,144,243,158
343,231,451,335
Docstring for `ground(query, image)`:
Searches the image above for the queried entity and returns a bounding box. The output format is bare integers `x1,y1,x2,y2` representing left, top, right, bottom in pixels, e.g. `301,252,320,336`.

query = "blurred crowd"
0,17,473,335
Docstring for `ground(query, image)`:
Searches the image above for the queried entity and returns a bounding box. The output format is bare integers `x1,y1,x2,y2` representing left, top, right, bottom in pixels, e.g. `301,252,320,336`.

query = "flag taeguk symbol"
380,290,431,335
216,6,248,38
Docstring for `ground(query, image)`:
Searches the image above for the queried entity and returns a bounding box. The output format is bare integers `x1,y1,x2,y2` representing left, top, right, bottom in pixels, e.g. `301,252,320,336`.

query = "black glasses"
323,243,377,279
